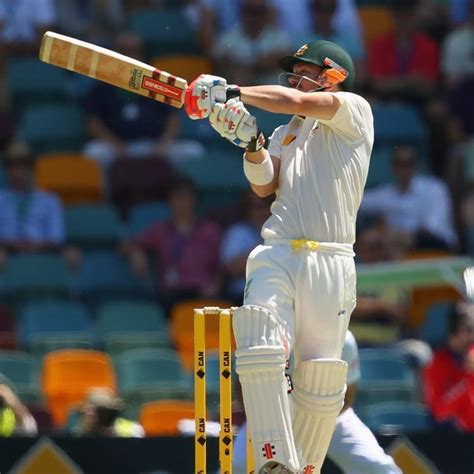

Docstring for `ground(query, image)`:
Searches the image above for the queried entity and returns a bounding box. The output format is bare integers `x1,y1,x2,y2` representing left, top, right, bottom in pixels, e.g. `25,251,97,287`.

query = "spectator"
0,0,56,57
124,177,222,314
83,32,181,168
367,0,439,102
0,142,65,264
424,302,474,431
74,387,144,437
290,0,365,82
220,191,272,304
0,382,37,436
441,0,474,88
360,145,457,254
54,0,124,45
212,0,290,85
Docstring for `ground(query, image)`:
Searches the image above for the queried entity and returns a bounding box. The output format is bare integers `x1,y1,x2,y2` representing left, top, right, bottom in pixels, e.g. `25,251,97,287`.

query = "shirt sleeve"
318,92,373,142
267,124,287,159
341,331,360,385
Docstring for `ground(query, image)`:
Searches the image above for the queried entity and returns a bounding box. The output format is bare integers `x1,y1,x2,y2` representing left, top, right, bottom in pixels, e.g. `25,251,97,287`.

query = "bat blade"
39,31,187,108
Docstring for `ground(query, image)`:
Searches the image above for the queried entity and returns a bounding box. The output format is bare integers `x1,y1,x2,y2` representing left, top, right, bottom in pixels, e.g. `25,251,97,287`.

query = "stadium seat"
363,401,432,434
418,301,453,348
140,400,195,436
19,301,95,355
0,305,16,350
97,300,169,354
178,110,217,144
42,349,116,425
365,145,392,188
358,6,394,45
78,251,154,304
127,201,171,237
109,158,178,216
356,348,417,411
18,103,86,153
36,153,104,204
7,57,69,109
151,55,213,83
128,8,199,56
247,106,290,138
115,348,191,405
170,299,234,371
0,351,41,403
65,204,124,249
2,253,71,302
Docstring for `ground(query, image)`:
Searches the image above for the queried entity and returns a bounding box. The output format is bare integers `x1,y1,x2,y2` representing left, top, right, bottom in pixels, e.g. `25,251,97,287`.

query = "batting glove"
209,98,264,150
185,74,227,119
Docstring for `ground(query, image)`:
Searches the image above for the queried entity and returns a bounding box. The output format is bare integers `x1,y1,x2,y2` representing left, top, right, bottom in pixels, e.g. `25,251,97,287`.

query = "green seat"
128,8,199,56
115,348,191,404
2,253,70,302
7,57,69,109
66,204,124,249
0,351,41,403
97,301,170,354
18,103,86,153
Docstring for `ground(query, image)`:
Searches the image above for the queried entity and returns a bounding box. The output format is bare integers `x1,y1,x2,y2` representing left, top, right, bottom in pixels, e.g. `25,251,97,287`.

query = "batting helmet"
278,40,355,92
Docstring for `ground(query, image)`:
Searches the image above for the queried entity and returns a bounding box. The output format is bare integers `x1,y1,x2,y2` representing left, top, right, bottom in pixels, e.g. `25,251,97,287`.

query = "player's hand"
185,74,228,120
209,98,260,148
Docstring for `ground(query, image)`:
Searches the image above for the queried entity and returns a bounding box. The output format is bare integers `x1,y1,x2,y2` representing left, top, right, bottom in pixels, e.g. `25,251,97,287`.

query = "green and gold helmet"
278,40,355,91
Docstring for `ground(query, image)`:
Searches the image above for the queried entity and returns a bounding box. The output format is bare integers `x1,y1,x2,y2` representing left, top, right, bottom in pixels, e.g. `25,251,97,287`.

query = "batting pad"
292,359,348,472
233,305,301,473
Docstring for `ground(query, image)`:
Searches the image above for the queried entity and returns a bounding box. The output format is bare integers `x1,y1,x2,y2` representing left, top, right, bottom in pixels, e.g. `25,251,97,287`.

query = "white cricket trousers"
244,241,357,363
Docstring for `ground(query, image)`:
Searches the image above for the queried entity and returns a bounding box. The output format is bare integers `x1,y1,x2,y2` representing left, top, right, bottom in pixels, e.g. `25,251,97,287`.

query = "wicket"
194,307,255,474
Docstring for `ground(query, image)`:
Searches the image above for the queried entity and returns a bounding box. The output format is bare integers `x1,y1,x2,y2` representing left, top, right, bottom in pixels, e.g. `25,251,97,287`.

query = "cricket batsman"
186,40,374,473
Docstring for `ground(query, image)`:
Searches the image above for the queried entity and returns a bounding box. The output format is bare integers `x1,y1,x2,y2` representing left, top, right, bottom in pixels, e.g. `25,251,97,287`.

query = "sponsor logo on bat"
128,68,142,89
141,76,182,100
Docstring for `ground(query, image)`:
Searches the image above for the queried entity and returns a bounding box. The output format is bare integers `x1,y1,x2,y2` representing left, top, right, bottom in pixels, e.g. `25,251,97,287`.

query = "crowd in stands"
0,0,474,439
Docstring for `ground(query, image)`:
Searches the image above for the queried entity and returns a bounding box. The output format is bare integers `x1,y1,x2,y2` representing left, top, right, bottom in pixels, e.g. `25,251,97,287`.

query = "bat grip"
226,85,241,102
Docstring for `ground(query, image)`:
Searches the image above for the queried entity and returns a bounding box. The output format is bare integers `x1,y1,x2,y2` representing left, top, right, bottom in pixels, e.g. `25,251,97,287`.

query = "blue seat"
19,301,95,354
418,301,453,348
66,204,124,249
7,57,69,108
78,251,154,304
363,401,432,434
18,103,86,153
127,201,171,237
373,102,426,147
0,351,41,402
365,145,393,188
2,253,70,302
129,8,199,56
115,348,191,403
97,300,169,353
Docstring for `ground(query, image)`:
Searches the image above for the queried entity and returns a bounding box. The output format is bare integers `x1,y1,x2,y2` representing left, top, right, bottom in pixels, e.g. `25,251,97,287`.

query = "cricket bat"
39,31,187,108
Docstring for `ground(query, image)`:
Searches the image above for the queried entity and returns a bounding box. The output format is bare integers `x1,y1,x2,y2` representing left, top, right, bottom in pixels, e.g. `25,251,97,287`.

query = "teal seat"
365,145,393,188
356,348,417,410
66,204,124,249
0,351,41,402
19,300,95,355
97,301,170,354
78,251,154,304
115,348,191,403
247,107,290,137
2,253,70,302
7,57,69,109
418,301,453,348
178,111,216,143
363,402,432,434
127,201,171,237
128,8,199,56
18,103,86,153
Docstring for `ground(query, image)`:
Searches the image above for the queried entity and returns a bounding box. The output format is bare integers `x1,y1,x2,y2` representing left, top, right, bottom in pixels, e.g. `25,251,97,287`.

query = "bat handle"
226,85,241,102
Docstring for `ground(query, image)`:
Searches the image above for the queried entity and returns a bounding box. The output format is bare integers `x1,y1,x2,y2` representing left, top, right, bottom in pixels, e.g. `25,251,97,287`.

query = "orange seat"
42,349,116,425
359,6,394,45
151,55,213,83
400,249,453,261
407,285,462,331
140,400,195,436
36,153,104,204
170,299,234,371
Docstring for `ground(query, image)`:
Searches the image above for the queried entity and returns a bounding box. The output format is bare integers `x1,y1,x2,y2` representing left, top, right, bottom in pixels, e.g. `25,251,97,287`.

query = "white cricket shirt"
263,91,374,245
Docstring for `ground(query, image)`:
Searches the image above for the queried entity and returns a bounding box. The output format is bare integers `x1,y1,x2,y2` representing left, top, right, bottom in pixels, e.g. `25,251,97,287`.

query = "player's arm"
244,149,280,197
240,85,341,120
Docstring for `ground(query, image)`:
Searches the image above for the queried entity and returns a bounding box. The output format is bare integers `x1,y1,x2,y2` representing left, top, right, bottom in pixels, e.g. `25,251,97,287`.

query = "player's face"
285,63,323,92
